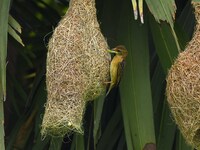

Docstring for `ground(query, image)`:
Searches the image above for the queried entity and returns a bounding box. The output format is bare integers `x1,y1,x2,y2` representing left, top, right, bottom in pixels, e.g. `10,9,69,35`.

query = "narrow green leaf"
117,1,156,150
175,1,195,50
120,100,134,150
6,68,47,149
8,25,24,46
7,71,27,103
0,0,11,149
32,79,50,150
145,0,176,26
0,0,10,99
49,137,63,150
151,63,165,114
32,135,50,150
156,100,176,150
116,131,126,150
97,104,122,150
0,100,4,150
6,117,26,150
8,15,22,33
93,95,105,148
70,134,85,150
149,15,180,73
150,62,165,139
150,52,176,150
177,132,193,150
149,12,179,150
7,82,21,117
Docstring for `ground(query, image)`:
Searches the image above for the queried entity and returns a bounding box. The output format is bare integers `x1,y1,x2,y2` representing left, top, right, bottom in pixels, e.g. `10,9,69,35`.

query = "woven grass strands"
166,2,200,149
41,0,111,137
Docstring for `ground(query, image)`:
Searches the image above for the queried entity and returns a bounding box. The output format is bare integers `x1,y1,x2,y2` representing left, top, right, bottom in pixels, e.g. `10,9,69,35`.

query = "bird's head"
107,45,128,58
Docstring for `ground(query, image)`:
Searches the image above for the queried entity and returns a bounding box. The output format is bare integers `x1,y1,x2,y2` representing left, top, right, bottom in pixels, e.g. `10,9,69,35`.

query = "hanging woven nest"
166,2,200,149
41,0,111,137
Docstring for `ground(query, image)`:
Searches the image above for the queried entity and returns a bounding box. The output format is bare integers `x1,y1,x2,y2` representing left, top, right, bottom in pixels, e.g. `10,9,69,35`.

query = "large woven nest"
41,0,111,137
166,2,200,149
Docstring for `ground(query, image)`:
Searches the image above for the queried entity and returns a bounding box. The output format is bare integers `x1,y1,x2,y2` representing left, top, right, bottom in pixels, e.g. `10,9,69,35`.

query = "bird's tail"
106,83,113,96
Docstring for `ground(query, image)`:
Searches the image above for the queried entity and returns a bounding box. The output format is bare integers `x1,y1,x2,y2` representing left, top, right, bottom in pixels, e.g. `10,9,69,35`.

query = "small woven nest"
41,0,111,137
166,2,200,149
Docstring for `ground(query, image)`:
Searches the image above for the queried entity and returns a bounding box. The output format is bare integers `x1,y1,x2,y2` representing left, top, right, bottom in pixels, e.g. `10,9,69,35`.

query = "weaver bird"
106,45,128,96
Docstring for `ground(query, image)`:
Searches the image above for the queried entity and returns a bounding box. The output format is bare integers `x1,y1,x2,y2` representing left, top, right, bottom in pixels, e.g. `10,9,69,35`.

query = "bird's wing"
117,60,125,85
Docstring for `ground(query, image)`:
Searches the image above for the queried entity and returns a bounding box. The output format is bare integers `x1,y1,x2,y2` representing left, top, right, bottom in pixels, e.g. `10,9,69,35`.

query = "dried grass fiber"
166,2,200,149
41,0,111,137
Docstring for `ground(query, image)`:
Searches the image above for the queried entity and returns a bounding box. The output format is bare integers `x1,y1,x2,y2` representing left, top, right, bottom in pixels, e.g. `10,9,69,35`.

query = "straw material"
41,0,111,137
166,2,200,149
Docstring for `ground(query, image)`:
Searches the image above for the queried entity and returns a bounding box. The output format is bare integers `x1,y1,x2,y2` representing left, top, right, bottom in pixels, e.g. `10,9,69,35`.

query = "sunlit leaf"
145,0,176,26
8,25,24,46
0,0,11,149
8,15,22,33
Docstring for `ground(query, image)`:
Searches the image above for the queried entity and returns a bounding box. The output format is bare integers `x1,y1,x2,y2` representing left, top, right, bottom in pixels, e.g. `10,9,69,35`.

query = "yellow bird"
106,45,128,96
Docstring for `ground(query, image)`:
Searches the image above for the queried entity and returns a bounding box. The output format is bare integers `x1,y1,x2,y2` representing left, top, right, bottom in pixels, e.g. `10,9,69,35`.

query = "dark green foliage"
0,0,196,149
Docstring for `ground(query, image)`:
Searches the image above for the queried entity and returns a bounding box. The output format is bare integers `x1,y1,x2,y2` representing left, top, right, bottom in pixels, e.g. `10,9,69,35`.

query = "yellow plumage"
106,45,128,96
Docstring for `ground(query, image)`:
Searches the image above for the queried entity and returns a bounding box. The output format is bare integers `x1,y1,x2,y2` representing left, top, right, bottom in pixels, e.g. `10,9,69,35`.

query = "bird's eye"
116,49,121,52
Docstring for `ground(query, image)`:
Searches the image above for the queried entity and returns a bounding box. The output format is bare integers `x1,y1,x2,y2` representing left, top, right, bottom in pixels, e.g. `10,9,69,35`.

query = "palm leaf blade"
0,0,11,149
145,0,176,26
117,1,156,149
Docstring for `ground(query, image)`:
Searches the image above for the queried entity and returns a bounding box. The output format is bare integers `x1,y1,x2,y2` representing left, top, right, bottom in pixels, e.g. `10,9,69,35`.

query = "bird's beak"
107,49,118,54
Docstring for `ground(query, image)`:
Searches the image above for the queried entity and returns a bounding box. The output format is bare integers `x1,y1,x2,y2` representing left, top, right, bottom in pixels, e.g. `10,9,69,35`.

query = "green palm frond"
0,0,11,149
1,0,197,150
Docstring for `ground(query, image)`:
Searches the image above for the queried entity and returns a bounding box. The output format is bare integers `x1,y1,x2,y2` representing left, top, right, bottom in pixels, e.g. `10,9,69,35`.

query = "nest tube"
166,2,200,149
41,0,110,137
